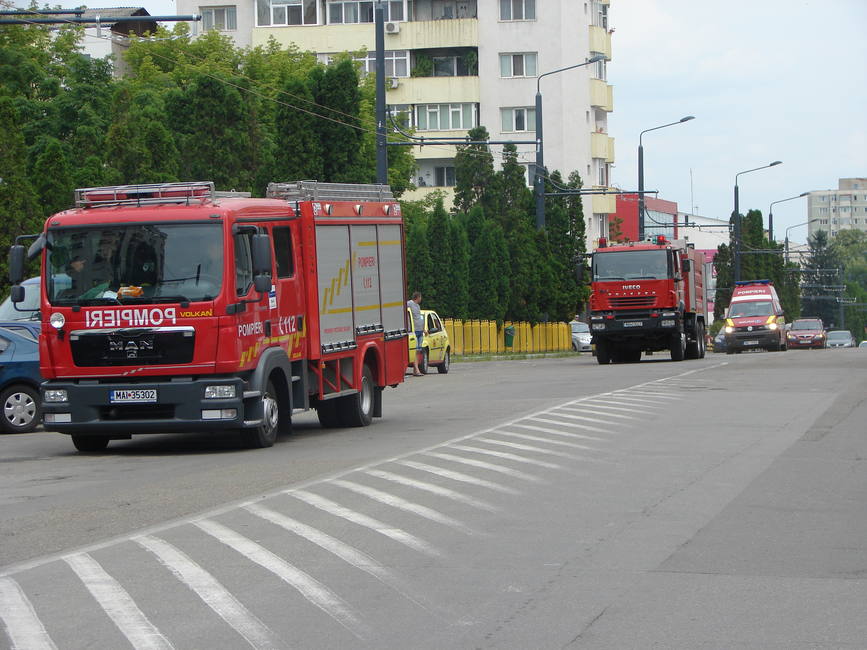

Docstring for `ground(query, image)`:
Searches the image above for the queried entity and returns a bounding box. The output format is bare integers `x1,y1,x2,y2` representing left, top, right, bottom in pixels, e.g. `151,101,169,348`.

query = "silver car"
826,330,855,348
571,320,592,352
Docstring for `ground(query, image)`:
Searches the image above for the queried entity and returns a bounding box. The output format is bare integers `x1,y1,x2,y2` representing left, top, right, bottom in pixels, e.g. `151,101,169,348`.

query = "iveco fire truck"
589,235,707,363
7,181,408,451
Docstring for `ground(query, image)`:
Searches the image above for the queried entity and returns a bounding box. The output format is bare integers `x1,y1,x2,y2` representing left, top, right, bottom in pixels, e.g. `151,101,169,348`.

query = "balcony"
590,78,614,112
591,132,615,162
387,75,479,105
588,25,611,59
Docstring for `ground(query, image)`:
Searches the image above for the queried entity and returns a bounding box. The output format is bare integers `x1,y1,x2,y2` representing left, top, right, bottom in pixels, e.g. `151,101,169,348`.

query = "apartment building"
175,0,616,231
807,177,867,240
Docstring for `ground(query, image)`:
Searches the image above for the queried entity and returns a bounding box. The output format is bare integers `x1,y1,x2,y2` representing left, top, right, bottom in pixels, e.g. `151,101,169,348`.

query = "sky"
47,0,867,244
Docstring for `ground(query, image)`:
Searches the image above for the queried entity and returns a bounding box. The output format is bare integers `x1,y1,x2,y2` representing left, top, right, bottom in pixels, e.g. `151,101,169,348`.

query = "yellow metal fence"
442,319,571,356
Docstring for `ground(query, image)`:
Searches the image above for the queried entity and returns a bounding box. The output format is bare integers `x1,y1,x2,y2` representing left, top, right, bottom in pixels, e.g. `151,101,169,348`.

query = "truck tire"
338,364,375,427
686,323,705,359
72,436,110,452
670,332,686,361
240,380,280,448
316,399,341,428
596,339,611,365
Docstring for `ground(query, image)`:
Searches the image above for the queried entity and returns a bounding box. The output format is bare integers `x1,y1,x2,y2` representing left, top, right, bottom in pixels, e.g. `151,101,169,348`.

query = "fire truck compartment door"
350,225,381,330
316,226,355,348
377,225,405,336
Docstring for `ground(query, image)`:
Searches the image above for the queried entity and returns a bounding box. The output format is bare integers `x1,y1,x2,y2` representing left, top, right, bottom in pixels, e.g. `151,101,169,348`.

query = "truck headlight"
205,385,236,399
768,323,778,330
661,311,677,317
591,323,605,331
44,389,68,403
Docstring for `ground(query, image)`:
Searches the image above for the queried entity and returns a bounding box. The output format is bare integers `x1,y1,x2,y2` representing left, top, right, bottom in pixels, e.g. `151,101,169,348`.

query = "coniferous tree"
273,75,324,182
425,199,451,311
453,126,495,215
802,230,842,326
468,219,508,321
315,58,363,183
446,220,470,319
404,216,434,303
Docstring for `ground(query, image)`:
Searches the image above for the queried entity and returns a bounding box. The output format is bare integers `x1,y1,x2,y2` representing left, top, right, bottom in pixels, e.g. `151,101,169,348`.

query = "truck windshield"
593,250,670,281
727,301,773,317
45,224,224,305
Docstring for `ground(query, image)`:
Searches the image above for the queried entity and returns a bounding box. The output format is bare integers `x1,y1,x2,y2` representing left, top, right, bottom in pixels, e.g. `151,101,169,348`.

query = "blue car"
0,276,41,322
0,322,43,433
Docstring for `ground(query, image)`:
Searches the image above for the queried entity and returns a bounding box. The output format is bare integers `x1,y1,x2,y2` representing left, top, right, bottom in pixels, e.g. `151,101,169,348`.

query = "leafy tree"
273,74,323,182
30,137,74,216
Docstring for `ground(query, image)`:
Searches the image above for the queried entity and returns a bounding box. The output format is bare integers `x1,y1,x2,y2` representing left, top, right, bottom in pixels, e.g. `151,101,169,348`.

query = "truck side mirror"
682,259,692,272
251,233,272,275
8,245,26,285
10,284,25,304
253,274,271,294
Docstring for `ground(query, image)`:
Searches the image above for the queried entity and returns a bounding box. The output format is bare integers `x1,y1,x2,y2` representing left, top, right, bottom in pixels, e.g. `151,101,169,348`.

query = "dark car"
0,322,43,433
826,330,856,348
786,318,827,349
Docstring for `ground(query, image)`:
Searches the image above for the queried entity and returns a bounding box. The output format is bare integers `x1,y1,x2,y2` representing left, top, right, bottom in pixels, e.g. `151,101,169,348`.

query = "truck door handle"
265,320,272,336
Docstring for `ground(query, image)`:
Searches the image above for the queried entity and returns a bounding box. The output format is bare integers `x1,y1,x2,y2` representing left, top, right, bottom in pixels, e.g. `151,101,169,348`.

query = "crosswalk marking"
365,469,500,512
331,479,473,534
529,416,611,434
135,535,283,650
289,490,441,557
194,519,367,639
546,411,629,428
511,423,607,443
573,402,644,415
493,429,603,452
0,577,57,650
423,452,544,483
448,444,563,470
395,460,520,495
476,437,592,462
558,405,637,420
65,553,173,650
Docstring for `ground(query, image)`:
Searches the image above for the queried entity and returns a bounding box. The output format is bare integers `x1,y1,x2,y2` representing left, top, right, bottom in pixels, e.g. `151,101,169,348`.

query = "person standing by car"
407,291,425,376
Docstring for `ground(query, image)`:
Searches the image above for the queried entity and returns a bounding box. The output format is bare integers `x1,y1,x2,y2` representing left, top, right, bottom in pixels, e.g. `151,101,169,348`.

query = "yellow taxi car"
407,308,451,374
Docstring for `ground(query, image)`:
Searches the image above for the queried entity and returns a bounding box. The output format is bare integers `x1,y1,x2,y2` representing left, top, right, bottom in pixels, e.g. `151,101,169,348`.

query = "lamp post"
733,160,782,283
784,220,812,264
768,192,808,243
534,54,606,230
637,116,694,241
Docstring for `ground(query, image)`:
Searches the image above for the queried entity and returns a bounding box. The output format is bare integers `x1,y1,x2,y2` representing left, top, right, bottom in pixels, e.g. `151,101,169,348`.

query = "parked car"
786,318,827,349
826,330,856,348
712,330,727,353
407,309,451,374
570,320,592,352
0,321,43,433
0,276,41,321
859,341,867,349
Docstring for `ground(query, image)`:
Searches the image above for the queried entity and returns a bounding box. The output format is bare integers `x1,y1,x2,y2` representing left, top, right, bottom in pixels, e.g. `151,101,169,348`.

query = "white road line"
0,577,58,650
135,535,282,650
395,460,520,495
64,553,173,650
365,469,500,512
557,405,638,420
195,519,367,639
423,452,544,483
607,395,666,406
476,437,591,462
448,444,562,469
493,429,603,452
620,390,680,399
546,411,629,428
528,416,611,435
511,423,606,442
289,490,441,557
331,480,473,534
571,403,643,415
244,503,427,609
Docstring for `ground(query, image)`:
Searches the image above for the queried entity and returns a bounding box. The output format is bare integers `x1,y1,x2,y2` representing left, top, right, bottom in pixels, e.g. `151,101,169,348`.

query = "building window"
327,0,404,23
597,162,609,187
499,53,537,77
591,0,608,28
202,5,237,30
357,50,409,77
416,103,477,131
591,52,606,80
434,166,456,187
432,55,469,77
500,107,535,132
499,0,535,20
257,0,317,26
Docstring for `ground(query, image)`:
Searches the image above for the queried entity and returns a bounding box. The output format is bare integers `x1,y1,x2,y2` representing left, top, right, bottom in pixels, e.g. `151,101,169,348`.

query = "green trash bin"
504,325,516,348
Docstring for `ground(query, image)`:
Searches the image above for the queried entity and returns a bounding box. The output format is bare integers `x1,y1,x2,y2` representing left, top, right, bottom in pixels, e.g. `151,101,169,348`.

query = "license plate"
623,321,642,328
743,340,759,346
110,389,157,403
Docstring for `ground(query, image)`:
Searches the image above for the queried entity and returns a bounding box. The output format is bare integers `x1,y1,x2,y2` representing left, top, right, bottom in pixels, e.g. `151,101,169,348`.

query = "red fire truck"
589,235,708,363
7,181,408,451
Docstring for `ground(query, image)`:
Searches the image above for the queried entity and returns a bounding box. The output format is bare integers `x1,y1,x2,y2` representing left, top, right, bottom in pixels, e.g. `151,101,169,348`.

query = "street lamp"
768,192,808,243
534,54,606,229
637,116,694,241
784,219,813,264
733,160,782,283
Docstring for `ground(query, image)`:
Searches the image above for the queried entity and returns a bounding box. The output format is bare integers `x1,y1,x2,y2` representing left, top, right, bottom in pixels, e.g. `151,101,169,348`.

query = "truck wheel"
0,384,41,434
686,323,705,359
338,364,374,427
72,436,110,452
241,380,280,448
670,332,686,361
626,349,641,363
596,339,611,365
316,399,341,428
437,349,450,374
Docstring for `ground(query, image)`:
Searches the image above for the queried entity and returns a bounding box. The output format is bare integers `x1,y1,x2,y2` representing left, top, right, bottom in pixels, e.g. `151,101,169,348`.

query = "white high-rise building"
175,0,616,229
807,178,867,240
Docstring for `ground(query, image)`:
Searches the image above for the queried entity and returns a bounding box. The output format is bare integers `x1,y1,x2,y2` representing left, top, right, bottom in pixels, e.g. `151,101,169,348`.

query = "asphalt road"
1,348,865,649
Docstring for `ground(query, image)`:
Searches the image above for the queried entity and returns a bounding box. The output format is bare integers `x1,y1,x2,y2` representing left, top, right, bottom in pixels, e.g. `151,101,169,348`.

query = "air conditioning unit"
385,21,400,34
389,77,400,89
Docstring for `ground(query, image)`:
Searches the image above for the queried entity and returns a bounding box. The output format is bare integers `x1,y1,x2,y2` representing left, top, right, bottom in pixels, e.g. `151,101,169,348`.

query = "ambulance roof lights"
734,279,771,285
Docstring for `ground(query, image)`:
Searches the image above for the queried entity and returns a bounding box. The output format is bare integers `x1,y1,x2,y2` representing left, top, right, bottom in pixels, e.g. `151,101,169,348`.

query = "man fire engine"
7,181,408,451
589,235,707,364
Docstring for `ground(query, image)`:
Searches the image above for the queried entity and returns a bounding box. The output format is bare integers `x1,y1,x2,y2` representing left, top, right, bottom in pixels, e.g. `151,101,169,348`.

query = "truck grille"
609,296,656,308
70,327,195,367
